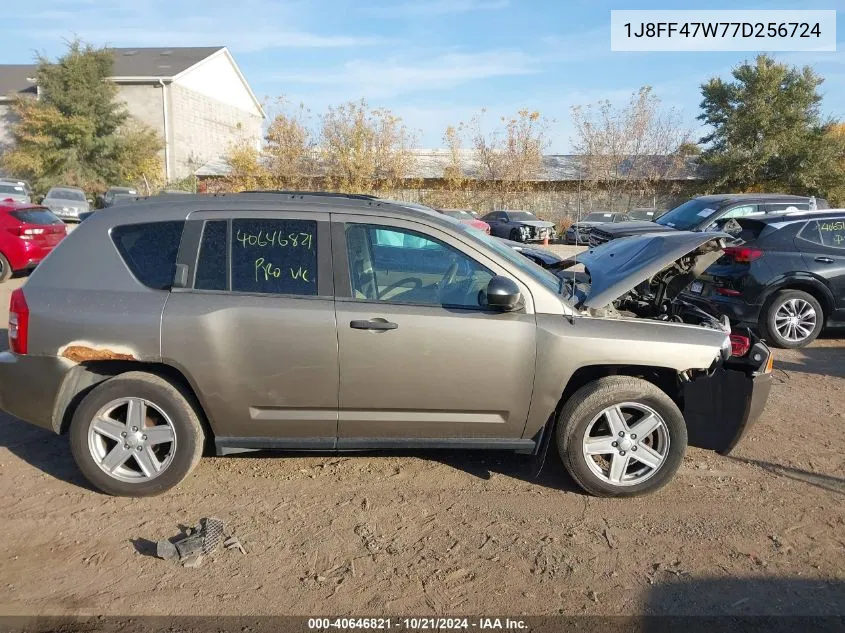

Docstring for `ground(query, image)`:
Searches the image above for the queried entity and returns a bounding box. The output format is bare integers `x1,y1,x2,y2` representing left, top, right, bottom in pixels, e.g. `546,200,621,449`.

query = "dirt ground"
0,265,843,618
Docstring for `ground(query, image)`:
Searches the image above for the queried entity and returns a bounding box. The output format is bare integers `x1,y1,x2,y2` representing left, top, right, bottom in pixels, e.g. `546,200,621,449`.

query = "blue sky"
1,0,843,151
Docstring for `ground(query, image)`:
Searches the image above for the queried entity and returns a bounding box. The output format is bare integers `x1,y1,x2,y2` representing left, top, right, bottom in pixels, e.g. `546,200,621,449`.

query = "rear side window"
799,219,845,249
195,220,227,290
111,221,185,290
230,218,317,295
766,202,809,214
10,209,63,225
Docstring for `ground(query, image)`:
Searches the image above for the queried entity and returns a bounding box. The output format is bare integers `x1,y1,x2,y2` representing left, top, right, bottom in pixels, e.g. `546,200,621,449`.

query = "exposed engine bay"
554,238,729,332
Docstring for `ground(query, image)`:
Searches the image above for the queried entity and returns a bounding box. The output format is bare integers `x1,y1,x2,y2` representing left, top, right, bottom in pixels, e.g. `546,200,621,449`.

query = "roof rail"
240,190,380,201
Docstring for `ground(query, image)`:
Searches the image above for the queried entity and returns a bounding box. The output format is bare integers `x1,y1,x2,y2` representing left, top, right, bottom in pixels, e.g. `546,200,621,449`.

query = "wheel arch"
760,278,833,322
53,361,215,451
558,364,681,412
536,364,682,446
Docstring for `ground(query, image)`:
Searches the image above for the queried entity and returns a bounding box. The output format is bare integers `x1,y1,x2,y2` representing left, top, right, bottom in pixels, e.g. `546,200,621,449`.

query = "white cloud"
19,0,382,52
33,27,381,52
366,0,508,18
271,50,537,98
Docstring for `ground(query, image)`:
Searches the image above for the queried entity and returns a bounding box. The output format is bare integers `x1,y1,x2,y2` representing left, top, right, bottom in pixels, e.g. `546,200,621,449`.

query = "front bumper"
49,208,82,221
0,352,70,433
682,344,773,455
523,227,557,242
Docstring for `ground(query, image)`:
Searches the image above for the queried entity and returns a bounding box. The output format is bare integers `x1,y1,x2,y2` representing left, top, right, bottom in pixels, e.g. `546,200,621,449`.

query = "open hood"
517,219,555,228
554,231,729,309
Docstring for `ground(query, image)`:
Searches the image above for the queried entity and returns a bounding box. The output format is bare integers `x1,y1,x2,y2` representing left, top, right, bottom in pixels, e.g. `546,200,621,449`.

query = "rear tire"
69,372,205,496
760,289,823,349
0,252,12,282
556,376,687,497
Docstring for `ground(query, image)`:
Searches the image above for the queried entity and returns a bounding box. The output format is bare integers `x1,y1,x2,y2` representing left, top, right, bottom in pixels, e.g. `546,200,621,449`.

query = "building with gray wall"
0,47,265,181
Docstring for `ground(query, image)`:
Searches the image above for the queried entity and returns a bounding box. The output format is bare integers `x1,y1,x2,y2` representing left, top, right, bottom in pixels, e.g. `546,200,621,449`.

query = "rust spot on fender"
61,345,137,362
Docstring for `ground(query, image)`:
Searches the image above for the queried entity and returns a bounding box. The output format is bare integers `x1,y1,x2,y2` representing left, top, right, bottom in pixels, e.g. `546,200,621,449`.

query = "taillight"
6,226,45,240
723,246,763,263
729,334,751,357
716,287,742,297
9,289,29,355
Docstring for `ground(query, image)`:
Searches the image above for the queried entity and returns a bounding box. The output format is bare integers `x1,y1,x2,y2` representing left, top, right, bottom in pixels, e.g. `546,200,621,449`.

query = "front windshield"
583,212,613,222
459,225,563,297
628,209,656,220
49,188,86,201
507,211,539,221
0,184,26,195
655,198,719,231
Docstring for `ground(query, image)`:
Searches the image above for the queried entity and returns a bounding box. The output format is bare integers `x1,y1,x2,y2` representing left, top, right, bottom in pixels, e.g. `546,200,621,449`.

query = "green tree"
1,40,163,193
698,54,845,198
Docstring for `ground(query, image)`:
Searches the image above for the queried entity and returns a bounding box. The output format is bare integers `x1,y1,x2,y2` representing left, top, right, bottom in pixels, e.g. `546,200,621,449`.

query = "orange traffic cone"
542,236,549,246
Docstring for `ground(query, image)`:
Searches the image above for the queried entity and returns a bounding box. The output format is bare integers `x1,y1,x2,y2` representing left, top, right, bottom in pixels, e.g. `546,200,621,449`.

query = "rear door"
161,209,339,449
332,214,537,445
795,219,845,321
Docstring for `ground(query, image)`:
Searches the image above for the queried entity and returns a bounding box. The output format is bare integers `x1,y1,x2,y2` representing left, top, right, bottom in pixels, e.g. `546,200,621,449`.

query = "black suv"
682,209,845,348
590,194,827,247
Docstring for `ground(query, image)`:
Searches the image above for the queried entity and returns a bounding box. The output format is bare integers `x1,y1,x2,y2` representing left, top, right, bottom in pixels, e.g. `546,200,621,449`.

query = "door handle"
350,319,398,331
815,257,834,264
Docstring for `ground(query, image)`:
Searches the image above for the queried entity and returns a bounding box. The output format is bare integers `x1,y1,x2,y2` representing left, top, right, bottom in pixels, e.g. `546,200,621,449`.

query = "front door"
333,215,537,444
162,210,339,449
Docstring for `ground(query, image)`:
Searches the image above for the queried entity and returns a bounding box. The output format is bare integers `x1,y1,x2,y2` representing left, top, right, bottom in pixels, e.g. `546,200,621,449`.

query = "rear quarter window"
799,219,845,249
111,221,185,290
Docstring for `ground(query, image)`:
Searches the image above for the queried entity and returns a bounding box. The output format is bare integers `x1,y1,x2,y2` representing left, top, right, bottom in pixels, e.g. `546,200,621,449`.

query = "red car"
436,208,491,234
0,199,67,282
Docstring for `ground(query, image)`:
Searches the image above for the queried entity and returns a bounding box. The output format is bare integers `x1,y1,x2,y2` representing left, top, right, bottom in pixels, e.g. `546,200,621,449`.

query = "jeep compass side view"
0,192,773,498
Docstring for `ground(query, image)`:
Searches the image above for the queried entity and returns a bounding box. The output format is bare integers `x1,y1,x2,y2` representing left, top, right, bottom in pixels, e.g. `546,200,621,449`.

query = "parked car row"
512,193,842,349
589,194,823,246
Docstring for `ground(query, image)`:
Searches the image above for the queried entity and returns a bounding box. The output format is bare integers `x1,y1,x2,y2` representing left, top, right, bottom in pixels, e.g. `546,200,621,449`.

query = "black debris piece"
153,517,244,568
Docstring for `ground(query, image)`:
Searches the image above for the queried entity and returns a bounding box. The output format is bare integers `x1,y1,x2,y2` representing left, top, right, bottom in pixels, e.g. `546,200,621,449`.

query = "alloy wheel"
87,397,177,483
774,298,816,343
582,402,670,486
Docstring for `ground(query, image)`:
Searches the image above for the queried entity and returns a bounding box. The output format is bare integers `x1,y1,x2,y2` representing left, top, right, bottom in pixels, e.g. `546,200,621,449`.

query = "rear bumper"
6,241,59,271
0,352,69,433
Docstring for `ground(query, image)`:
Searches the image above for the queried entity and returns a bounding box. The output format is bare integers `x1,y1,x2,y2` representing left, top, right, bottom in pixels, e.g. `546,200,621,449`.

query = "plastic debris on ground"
154,517,246,568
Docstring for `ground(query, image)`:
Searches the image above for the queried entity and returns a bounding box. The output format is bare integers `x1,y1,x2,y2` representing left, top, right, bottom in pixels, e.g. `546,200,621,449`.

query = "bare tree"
264,99,316,189
570,86,692,211
319,99,416,193
465,109,549,187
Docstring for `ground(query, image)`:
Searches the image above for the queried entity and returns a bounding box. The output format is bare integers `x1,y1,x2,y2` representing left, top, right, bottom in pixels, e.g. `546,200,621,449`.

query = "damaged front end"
551,231,774,454
681,329,774,454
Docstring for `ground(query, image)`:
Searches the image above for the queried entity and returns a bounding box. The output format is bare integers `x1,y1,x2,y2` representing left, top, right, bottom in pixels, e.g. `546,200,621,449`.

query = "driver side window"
346,224,494,308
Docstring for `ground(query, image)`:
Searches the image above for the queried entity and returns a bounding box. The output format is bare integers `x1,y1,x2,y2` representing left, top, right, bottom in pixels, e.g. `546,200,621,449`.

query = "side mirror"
485,276,522,311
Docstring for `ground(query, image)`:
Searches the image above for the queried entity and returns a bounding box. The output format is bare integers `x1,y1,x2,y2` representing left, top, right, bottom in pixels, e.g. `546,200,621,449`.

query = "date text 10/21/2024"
307,618,528,630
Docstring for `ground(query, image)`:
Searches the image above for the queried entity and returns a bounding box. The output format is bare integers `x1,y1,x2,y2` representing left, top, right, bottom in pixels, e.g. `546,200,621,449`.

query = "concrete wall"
117,82,261,181
0,102,18,153
168,83,262,179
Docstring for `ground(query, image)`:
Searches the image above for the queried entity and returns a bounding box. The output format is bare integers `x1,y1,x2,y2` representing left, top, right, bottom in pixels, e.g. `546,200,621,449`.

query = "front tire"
509,228,523,243
69,372,205,496
760,289,823,349
556,376,687,497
